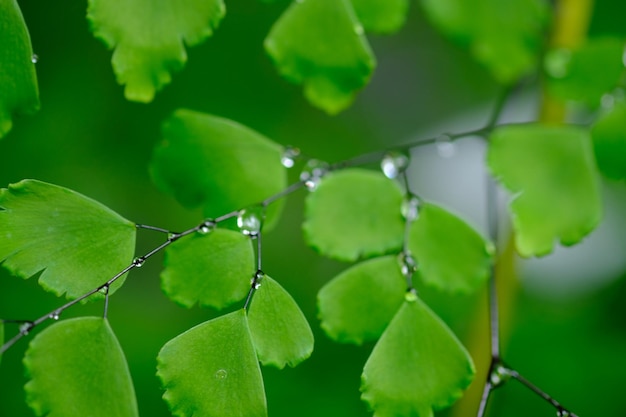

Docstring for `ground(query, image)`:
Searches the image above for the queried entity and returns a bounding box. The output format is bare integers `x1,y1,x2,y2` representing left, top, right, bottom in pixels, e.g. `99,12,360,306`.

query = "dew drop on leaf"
404,289,418,302
214,369,228,380
401,194,421,221
281,146,300,168
300,159,329,191
436,134,455,158
380,151,409,179
237,206,265,237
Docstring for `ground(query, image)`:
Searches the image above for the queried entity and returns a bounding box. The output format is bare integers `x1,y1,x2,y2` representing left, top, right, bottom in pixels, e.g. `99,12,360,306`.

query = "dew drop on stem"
198,219,216,235
49,311,61,321
281,146,300,168
381,151,410,179
398,251,417,278
251,270,265,289
133,257,145,268
435,134,455,158
489,362,512,388
237,206,264,237
300,159,328,191
19,322,33,335
401,194,420,222
31,54,38,64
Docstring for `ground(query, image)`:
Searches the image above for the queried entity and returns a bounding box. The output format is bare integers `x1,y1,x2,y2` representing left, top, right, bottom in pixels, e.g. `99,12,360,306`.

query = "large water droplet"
544,48,571,79
436,134,455,158
398,251,417,278
281,146,300,168
401,194,421,221
237,206,264,237
31,54,38,64
198,219,216,235
300,159,328,191
215,369,228,380
489,363,512,388
381,151,410,179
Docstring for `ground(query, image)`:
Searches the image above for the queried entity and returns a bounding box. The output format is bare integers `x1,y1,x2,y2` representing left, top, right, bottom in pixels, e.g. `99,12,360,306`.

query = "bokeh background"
1,1,626,416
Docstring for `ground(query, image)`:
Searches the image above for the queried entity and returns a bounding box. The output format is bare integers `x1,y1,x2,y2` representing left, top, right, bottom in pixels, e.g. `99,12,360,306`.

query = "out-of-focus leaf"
161,228,255,309
591,101,626,180
24,317,138,417
157,310,267,417
0,321,3,365
150,109,287,230
265,0,376,114
487,124,602,257
303,168,404,262
318,255,405,344
248,276,314,369
87,0,225,102
361,297,475,417
545,37,625,106
0,180,136,299
349,0,409,34
408,203,493,293
0,0,39,138
421,0,549,83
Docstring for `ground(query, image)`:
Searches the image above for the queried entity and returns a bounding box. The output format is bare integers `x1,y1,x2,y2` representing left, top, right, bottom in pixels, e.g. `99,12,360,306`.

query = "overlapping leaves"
87,0,225,102
0,180,136,299
150,109,287,230
24,317,138,417
488,124,602,257
161,228,255,309
265,0,376,114
0,0,39,138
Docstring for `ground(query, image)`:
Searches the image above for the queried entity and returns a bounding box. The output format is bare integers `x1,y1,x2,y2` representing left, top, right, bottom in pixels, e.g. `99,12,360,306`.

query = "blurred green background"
1,1,626,416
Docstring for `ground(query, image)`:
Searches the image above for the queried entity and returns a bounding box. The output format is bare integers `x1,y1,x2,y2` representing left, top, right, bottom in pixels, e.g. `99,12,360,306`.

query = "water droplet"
251,270,265,289
544,48,571,79
354,24,364,35
380,151,410,179
489,363,512,388
31,54,38,64
237,206,264,237
133,257,145,267
300,159,329,191
401,195,421,221
398,251,417,278
49,311,61,321
168,232,180,242
99,285,110,295
215,369,228,379
601,93,615,109
281,146,300,168
19,322,33,335
436,134,455,158
556,409,573,417
198,219,216,235
404,289,418,302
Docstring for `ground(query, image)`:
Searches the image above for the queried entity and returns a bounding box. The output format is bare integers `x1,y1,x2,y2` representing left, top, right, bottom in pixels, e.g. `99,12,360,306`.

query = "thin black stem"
262,180,306,206
102,285,110,319
136,224,171,234
510,371,576,415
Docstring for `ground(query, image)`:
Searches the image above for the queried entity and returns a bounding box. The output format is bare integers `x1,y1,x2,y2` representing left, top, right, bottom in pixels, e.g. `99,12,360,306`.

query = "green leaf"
157,309,267,417
248,275,314,368
349,0,409,34
592,102,626,180
361,298,475,417
264,0,376,114
87,0,225,102
150,109,287,230
0,180,136,299
24,317,138,417
318,255,405,344
303,169,404,262
545,37,625,106
420,0,549,83
161,228,255,309
0,0,40,138
408,203,493,293
487,124,602,257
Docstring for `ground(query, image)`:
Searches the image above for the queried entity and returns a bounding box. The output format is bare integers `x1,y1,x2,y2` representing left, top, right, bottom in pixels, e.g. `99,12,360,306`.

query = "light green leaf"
318,255,405,344
303,169,404,262
0,180,136,299
150,109,287,230
161,228,255,309
265,0,376,114
487,124,602,257
157,309,267,417
248,276,314,368
592,101,626,181
408,203,493,293
24,317,138,417
0,0,40,138
420,0,549,83
349,0,409,34
87,0,225,102
361,298,475,417
545,37,625,106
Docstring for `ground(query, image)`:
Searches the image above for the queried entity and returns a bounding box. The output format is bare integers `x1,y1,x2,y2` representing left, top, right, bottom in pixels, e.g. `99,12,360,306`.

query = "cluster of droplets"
300,159,329,191
380,150,410,179
237,206,265,237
